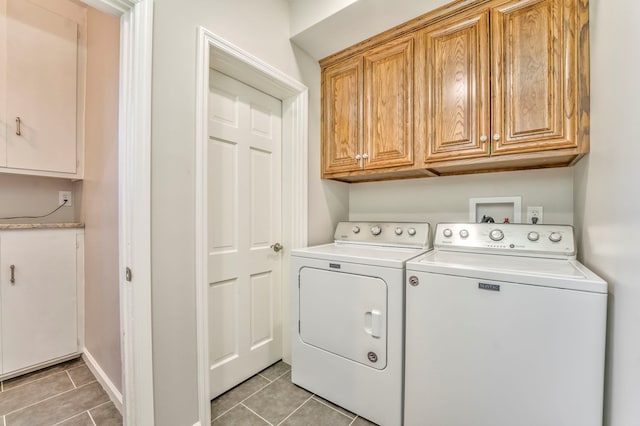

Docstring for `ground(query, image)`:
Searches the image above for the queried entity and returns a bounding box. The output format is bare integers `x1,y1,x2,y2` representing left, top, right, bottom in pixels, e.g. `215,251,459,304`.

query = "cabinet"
0,229,81,376
322,35,415,179
320,0,589,181
1,0,83,178
420,0,587,174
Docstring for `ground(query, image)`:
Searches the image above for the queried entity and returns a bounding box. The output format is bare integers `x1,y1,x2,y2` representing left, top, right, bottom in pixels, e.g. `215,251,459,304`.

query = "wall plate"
469,196,522,223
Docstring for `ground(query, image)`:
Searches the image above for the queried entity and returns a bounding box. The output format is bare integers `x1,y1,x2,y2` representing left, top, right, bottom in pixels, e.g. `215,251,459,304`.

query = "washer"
291,221,431,426
404,223,607,426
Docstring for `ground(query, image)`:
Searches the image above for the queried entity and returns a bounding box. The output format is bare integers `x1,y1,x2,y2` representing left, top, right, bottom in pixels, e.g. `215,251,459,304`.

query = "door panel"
299,268,387,370
6,0,78,173
208,70,282,399
491,0,574,153
0,231,77,374
364,35,414,169
322,57,363,175
422,10,490,161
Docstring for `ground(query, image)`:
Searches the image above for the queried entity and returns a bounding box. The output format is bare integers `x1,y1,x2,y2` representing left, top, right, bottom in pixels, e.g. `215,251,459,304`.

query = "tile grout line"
3,380,102,417
257,373,272,382
348,417,357,426
311,395,355,420
50,410,89,426
66,370,77,388
211,365,291,422
87,410,98,426
276,395,313,426
240,403,275,425
211,377,279,422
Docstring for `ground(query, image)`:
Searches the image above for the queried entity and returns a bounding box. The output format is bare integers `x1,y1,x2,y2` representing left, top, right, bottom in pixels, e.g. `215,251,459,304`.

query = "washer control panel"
334,222,431,248
434,223,576,257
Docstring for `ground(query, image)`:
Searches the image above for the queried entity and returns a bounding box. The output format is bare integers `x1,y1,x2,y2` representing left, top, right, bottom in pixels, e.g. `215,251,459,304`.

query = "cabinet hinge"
125,267,132,282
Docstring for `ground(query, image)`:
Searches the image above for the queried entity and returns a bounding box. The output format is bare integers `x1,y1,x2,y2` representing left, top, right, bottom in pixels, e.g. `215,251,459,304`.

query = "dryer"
291,222,431,426
404,223,607,426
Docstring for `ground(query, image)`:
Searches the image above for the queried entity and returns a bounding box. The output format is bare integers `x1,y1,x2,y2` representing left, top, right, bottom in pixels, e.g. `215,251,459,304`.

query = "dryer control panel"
434,223,576,258
334,222,431,249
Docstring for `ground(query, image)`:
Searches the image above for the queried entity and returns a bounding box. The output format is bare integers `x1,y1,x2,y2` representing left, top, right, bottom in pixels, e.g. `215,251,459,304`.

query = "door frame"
195,27,309,425
80,0,154,424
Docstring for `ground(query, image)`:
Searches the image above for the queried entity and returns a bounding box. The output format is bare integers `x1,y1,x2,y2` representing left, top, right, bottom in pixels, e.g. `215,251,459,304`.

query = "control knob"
352,225,360,234
407,228,416,236
395,227,403,236
489,229,504,241
549,232,562,243
443,228,453,238
527,231,540,241
459,229,469,238
371,225,382,236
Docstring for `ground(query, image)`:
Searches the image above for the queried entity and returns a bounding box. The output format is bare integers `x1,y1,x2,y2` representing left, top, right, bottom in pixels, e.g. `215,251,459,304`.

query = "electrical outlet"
526,206,543,224
58,191,72,207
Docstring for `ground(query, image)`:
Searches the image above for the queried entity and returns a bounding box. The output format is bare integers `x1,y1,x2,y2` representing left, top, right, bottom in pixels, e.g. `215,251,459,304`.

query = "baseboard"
82,349,123,414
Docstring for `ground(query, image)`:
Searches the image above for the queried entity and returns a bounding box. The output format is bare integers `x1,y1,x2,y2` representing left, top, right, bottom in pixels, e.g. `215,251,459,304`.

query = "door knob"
270,242,283,253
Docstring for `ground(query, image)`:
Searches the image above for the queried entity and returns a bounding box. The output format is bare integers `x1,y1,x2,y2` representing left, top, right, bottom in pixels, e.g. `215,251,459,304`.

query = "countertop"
0,223,85,230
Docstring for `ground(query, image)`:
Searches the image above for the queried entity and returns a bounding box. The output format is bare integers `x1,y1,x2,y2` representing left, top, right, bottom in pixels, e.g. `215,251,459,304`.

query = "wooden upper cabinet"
320,0,588,180
322,56,363,176
420,10,490,162
491,0,576,154
363,35,414,169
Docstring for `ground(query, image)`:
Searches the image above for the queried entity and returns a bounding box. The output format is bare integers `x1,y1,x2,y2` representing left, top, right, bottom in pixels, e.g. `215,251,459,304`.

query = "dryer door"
298,267,387,369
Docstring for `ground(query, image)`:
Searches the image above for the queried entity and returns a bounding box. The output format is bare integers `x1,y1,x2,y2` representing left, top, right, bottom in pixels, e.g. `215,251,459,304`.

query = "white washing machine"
291,222,432,426
404,223,607,426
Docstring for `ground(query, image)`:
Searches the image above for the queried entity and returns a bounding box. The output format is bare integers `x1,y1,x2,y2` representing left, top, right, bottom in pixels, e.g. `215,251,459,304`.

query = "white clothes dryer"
404,223,607,426
291,222,432,426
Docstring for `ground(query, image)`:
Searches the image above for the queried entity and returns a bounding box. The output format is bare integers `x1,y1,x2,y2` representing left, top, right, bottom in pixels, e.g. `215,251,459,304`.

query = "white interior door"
207,70,283,399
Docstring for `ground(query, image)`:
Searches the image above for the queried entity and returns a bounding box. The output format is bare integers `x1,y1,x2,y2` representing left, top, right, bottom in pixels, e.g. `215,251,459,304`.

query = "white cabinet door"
0,230,78,374
5,0,78,174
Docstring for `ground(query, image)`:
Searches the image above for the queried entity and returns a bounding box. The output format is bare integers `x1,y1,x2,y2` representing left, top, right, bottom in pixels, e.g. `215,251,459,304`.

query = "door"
299,268,387,369
491,0,574,154
363,35,414,170
207,70,283,399
322,56,363,176
5,0,78,173
421,9,490,162
0,231,78,374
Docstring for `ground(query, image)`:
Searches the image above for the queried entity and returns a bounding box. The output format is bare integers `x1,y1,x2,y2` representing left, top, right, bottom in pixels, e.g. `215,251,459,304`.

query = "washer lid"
292,243,429,269
407,250,607,293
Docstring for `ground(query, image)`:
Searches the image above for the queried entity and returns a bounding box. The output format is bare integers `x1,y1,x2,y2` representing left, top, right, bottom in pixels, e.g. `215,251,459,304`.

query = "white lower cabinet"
0,228,81,375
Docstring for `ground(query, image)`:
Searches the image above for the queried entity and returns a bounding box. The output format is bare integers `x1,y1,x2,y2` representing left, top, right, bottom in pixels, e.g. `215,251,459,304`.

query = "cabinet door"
322,56,363,176
363,36,414,169
0,231,78,374
6,0,78,174
422,10,490,162
491,0,575,154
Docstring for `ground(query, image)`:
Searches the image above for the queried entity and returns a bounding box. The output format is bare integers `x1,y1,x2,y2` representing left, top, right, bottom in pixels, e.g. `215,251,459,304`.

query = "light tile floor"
0,358,122,426
211,361,378,426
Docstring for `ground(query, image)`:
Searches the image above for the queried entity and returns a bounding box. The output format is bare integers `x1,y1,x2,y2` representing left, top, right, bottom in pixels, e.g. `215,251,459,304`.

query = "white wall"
574,1,640,424
0,174,76,223
150,1,347,424
80,7,121,392
350,168,574,226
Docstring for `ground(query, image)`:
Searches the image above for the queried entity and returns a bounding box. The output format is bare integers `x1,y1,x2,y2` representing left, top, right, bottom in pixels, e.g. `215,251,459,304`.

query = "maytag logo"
329,263,341,269
479,283,500,291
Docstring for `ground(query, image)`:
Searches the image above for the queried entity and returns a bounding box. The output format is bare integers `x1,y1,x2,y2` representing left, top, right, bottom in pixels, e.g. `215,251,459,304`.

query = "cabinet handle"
493,133,501,141
355,154,362,160
362,153,369,159
16,117,21,136
480,135,488,143
10,264,15,284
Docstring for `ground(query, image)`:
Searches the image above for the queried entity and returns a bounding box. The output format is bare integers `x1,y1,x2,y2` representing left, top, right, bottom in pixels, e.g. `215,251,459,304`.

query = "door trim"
79,0,155,424
195,27,309,425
